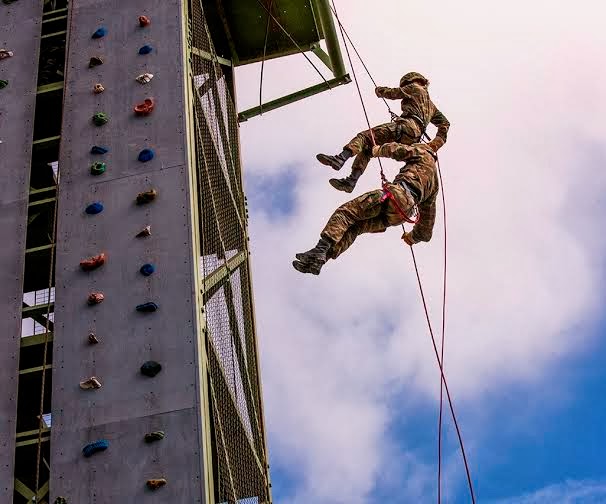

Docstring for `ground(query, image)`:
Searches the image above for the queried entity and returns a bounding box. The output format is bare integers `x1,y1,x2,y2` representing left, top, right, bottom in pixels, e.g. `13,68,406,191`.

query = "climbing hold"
136,189,157,205
88,332,99,344
0,49,14,60
82,439,109,458
90,145,109,155
90,161,106,175
138,148,155,162
92,112,108,126
85,202,104,214
80,252,106,271
136,302,158,313
79,376,102,390
133,98,155,116
88,56,103,68
93,83,105,94
139,44,153,55
2,0,19,5
136,225,152,237
0,80,8,89
139,15,151,27
135,73,154,84
87,292,104,305
140,263,155,276
144,430,165,443
92,27,107,39
146,478,167,490
54,497,68,504
141,361,162,377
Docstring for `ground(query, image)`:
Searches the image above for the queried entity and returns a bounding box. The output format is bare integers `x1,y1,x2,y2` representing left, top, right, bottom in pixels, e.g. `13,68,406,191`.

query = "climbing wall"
0,2,44,501
50,0,207,501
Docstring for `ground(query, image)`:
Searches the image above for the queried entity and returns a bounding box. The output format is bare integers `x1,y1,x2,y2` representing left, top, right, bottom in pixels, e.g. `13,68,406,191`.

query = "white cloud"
235,0,606,502
489,479,606,504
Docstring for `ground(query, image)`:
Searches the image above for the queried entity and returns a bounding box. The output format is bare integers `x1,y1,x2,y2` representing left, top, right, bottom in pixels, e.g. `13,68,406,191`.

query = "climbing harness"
330,2,476,503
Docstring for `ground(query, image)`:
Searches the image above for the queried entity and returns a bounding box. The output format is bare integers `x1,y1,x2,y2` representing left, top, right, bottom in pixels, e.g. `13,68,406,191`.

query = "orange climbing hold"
134,98,155,116
139,15,151,27
80,252,106,271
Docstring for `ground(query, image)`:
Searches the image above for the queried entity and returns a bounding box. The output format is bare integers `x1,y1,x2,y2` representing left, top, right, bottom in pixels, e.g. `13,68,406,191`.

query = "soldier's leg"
329,123,400,193
328,217,387,260
293,190,384,274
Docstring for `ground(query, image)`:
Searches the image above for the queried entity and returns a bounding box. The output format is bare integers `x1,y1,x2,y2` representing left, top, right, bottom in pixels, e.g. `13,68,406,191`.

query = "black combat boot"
292,259,323,275
316,148,353,171
328,169,362,193
295,236,333,265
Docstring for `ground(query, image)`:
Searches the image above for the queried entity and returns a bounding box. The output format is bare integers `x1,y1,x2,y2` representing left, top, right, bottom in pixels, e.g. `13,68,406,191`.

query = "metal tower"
0,1,348,502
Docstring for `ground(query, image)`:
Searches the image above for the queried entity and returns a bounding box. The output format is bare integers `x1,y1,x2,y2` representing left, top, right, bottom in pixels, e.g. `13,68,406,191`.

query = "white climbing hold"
136,73,154,84
93,83,105,94
79,376,102,390
0,49,14,60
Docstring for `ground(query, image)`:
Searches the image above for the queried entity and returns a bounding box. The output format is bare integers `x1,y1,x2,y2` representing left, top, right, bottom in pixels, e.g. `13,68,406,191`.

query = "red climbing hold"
80,252,106,271
139,15,151,27
87,292,104,305
134,98,155,116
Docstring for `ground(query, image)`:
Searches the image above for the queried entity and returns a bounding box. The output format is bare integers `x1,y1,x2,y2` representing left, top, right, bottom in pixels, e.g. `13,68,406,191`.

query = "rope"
259,0,274,114
254,0,329,87
330,2,476,502
436,159,447,504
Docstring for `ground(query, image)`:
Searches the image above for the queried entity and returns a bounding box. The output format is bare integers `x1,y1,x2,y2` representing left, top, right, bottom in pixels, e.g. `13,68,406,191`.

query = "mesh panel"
190,1,271,502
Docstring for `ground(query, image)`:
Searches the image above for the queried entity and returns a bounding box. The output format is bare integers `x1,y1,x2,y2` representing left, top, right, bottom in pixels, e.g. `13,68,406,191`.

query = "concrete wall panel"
51,407,203,503
0,2,43,500
51,0,207,501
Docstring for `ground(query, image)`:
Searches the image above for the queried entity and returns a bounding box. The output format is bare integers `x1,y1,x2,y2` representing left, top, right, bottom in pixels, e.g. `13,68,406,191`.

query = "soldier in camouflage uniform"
316,72,449,193
294,141,441,275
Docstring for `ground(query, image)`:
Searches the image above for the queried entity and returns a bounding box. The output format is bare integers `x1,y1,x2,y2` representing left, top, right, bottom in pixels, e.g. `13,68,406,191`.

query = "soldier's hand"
375,86,387,97
372,145,381,157
401,231,416,246
426,138,444,153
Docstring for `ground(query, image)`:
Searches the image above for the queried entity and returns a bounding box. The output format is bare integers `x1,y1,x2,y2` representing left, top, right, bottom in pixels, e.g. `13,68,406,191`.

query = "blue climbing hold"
85,202,104,215
136,302,158,312
139,44,153,55
140,263,155,276
82,439,109,457
92,27,108,39
90,145,109,155
138,148,155,162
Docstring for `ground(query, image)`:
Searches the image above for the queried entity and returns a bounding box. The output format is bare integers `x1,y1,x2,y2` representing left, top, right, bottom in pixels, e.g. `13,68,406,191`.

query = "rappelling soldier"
293,140,441,275
316,72,449,193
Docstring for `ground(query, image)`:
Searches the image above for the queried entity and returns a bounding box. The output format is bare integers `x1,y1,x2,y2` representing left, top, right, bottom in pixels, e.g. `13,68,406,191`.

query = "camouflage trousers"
344,118,421,175
321,183,416,260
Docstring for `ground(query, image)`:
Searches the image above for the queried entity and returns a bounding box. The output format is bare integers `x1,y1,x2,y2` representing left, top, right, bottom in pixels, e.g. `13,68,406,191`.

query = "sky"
234,1,606,502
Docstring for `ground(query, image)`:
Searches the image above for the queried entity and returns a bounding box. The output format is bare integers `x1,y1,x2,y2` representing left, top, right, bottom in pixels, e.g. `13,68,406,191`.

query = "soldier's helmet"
400,72,429,87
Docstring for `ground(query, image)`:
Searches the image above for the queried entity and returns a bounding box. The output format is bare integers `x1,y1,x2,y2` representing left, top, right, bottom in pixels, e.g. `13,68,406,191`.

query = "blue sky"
236,0,606,502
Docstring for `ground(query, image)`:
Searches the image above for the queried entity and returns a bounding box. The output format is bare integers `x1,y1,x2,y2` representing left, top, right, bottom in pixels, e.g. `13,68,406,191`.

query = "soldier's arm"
373,142,415,162
429,109,450,149
375,86,406,100
410,193,437,243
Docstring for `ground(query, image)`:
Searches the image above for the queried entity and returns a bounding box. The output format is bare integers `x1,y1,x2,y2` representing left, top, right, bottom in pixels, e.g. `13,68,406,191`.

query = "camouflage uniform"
294,142,439,274
319,72,449,193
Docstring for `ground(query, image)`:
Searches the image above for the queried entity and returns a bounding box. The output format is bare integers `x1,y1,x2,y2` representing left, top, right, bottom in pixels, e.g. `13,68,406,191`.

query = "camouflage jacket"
375,142,439,243
376,82,450,144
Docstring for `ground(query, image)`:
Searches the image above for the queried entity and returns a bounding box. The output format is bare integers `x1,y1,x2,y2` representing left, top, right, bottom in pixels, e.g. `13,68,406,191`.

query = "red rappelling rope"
330,3,476,503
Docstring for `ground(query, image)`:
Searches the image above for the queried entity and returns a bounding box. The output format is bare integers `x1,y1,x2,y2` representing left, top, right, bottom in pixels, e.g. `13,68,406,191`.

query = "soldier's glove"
371,145,381,157
401,231,416,246
426,138,444,153
375,86,388,97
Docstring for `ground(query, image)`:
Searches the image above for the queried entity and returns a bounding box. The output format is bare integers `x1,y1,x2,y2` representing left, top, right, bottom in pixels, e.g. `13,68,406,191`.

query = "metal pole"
312,0,347,77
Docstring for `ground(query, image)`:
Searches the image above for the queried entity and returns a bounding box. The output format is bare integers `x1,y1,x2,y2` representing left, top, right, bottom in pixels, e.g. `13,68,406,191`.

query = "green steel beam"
310,42,333,72
41,30,67,39
37,82,64,94
191,46,232,67
238,73,351,122
29,186,56,195
201,250,247,297
19,365,52,375
311,0,347,78
20,332,53,348
33,135,60,146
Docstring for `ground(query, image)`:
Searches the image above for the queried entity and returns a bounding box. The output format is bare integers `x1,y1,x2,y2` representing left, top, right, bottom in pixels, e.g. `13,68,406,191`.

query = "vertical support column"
50,0,208,501
0,2,44,500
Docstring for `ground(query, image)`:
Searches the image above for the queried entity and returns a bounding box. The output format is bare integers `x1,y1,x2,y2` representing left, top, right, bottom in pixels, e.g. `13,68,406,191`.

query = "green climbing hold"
92,112,109,126
90,162,106,175
0,80,7,89
54,498,68,504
